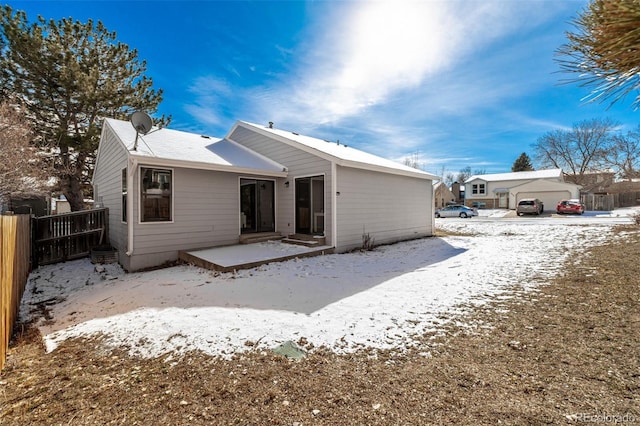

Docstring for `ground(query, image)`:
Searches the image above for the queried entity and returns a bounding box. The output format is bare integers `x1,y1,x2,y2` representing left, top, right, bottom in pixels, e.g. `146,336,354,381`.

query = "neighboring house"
93,119,438,271
464,169,581,210
572,171,616,194
583,179,640,211
604,179,640,194
433,181,457,209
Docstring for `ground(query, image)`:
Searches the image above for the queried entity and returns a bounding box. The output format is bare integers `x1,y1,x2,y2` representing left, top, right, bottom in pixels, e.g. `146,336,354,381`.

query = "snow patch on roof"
237,121,438,180
466,169,563,183
104,118,286,173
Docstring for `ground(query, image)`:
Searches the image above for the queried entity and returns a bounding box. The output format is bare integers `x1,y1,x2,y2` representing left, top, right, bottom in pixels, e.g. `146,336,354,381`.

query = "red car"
556,199,585,215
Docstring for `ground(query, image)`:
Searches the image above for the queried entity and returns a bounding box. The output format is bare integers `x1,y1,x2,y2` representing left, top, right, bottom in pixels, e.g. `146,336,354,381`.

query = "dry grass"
433,228,476,237
1,226,639,425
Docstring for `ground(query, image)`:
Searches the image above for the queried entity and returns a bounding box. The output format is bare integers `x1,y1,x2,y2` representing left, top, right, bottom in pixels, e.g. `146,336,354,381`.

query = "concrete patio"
179,240,334,272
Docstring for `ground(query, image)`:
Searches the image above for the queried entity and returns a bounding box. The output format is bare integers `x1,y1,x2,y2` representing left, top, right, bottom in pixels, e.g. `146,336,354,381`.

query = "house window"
122,168,127,222
472,183,486,195
141,167,172,222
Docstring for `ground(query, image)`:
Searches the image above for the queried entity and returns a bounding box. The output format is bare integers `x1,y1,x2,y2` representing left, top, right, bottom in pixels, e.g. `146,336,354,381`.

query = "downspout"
126,158,137,256
431,181,435,235
331,161,338,249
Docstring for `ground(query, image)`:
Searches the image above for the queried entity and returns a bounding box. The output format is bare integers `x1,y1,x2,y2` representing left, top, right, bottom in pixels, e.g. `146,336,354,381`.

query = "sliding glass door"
240,179,275,233
295,175,324,235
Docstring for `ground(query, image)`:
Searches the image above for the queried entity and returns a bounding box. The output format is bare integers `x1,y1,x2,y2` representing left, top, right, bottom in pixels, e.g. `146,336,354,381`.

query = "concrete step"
283,234,326,247
239,232,284,244
282,238,320,247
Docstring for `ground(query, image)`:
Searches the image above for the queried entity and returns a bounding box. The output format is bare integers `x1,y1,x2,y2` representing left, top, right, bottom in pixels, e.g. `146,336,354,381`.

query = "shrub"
361,231,376,251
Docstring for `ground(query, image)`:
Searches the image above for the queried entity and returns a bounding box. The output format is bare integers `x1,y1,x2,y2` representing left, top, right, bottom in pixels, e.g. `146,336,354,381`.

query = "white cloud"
183,76,235,127
181,1,578,175
314,1,460,118
265,0,555,125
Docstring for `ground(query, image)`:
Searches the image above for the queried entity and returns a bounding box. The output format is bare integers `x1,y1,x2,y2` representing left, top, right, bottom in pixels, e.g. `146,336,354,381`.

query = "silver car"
516,198,544,216
435,205,478,218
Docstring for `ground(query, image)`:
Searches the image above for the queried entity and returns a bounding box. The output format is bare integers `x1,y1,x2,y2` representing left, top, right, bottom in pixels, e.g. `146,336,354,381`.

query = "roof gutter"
234,122,437,181
128,154,288,178
334,158,439,180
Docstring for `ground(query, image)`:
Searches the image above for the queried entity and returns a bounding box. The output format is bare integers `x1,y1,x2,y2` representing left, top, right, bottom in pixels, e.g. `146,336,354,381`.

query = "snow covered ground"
20,207,639,359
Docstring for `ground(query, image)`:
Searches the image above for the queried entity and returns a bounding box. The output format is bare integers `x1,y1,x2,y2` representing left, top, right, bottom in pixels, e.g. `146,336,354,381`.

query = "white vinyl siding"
131,168,241,254
229,126,333,244
92,125,129,257
125,167,252,271
467,178,534,199
335,166,432,252
96,121,436,271
487,179,530,194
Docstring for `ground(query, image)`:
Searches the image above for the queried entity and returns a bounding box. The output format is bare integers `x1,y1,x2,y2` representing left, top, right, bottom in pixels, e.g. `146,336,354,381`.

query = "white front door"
498,192,508,208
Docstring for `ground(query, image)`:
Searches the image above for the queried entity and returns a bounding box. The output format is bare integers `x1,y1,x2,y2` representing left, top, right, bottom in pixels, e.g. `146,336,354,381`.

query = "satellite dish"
131,111,153,134
130,111,153,150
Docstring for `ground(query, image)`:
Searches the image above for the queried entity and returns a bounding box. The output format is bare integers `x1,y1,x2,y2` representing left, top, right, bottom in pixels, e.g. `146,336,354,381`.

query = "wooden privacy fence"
1,214,31,370
33,208,109,267
581,192,640,211
581,194,615,211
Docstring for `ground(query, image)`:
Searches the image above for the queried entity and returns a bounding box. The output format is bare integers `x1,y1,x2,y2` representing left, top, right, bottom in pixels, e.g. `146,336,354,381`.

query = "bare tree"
0,102,52,206
606,128,640,180
456,166,472,183
443,172,456,186
533,118,617,185
402,151,423,170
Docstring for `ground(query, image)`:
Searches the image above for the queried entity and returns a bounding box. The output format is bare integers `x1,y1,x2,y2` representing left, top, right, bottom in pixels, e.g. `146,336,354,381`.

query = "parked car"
556,199,585,215
435,205,478,218
516,198,544,216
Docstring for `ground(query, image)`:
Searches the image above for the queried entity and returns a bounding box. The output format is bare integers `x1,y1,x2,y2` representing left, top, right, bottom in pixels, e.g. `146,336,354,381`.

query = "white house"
93,119,438,271
464,169,581,210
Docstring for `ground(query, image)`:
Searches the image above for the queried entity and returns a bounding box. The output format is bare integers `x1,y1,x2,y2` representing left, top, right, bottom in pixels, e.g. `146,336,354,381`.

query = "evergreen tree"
511,152,534,172
0,6,169,210
557,0,640,108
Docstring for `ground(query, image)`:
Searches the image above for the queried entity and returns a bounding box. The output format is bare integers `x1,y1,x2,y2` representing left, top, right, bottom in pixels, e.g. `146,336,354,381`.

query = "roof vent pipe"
268,121,274,129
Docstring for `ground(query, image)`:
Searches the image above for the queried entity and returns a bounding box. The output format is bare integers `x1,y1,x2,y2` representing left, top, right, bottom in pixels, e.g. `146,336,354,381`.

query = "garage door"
516,191,571,212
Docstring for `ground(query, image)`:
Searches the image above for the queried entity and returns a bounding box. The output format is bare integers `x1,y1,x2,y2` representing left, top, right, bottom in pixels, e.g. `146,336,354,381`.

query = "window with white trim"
141,167,172,222
471,183,486,195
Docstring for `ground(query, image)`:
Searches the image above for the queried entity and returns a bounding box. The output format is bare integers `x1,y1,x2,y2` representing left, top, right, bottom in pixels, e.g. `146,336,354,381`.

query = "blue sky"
8,0,640,176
